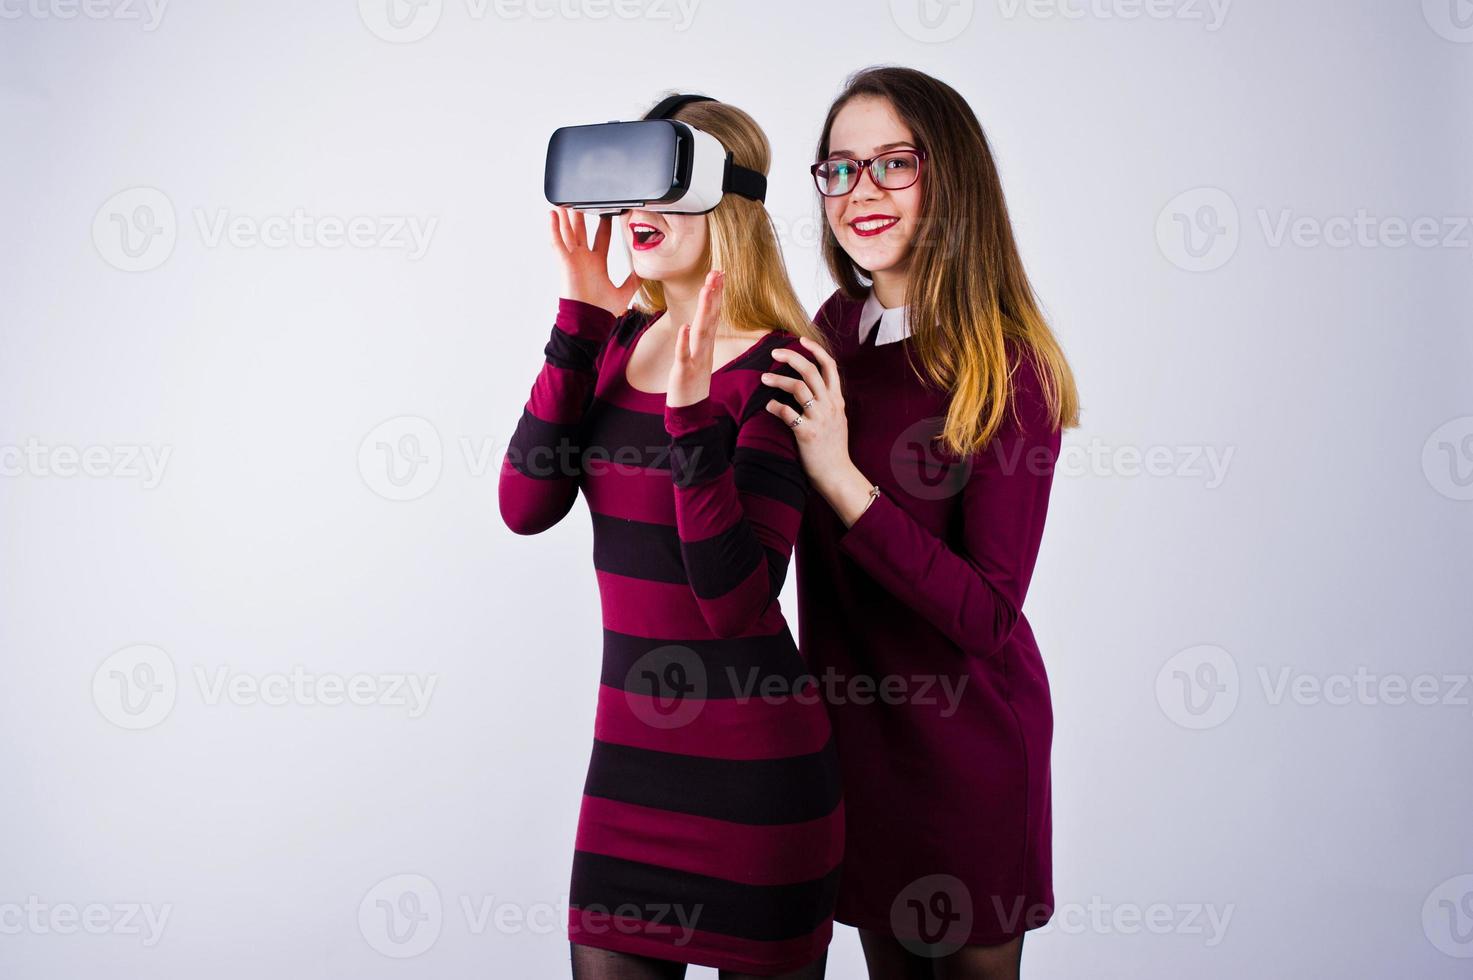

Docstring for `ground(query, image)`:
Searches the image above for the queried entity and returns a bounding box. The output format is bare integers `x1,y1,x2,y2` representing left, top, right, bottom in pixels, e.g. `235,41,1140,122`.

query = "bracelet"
859,483,881,515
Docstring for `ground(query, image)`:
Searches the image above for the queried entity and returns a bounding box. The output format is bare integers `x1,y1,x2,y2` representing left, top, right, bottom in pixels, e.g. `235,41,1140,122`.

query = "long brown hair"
816,67,1079,454
636,97,823,348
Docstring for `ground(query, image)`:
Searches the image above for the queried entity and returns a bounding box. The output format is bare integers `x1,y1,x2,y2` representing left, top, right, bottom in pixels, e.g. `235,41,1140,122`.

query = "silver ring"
789,414,804,427
802,398,817,410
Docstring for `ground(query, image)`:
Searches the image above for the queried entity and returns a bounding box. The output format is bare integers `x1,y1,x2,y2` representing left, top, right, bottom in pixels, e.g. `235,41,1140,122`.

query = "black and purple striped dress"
499,298,842,975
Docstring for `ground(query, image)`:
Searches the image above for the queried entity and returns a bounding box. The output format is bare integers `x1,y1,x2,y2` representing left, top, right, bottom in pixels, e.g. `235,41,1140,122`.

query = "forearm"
498,299,615,534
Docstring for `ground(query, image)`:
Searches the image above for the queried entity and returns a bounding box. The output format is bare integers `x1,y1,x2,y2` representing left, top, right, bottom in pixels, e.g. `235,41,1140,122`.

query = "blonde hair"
635,97,823,348
816,68,1079,454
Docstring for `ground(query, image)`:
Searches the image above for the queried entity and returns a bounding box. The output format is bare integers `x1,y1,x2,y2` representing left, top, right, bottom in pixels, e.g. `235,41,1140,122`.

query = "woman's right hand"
550,207,642,316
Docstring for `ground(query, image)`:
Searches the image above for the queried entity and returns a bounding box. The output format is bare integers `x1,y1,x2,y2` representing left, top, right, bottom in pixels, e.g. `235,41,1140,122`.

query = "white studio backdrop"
2,1,1471,977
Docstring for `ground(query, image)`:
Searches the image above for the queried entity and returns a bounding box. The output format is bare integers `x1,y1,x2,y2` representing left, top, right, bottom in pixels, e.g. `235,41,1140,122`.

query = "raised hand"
666,269,724,409
549,207,642,316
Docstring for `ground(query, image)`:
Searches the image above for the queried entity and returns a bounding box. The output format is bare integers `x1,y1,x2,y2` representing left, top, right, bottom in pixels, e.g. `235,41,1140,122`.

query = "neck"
870,263,909,309
660,273,704,329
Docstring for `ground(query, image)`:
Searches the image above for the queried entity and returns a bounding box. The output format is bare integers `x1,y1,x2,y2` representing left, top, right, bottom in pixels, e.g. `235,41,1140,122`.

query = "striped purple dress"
499,298,843,975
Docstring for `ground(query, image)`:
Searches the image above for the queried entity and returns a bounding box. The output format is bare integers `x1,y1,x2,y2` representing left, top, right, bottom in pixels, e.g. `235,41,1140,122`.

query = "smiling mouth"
849,215,899,238
630,222,666,251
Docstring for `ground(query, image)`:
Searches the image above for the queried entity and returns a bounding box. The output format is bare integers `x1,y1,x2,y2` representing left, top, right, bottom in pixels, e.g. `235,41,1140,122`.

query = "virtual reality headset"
544,94,767,215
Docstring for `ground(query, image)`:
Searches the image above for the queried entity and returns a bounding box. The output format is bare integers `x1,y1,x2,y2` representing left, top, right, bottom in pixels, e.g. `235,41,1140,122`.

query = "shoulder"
813,288,863,340
611,307,655,347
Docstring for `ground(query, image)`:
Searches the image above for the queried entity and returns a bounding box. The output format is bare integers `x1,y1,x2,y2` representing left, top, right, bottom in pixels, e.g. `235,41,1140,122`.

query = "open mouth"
849,214,899,238
630,221,666,251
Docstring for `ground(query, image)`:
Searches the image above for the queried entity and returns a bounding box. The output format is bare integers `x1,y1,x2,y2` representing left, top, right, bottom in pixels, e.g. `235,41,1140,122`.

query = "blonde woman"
500,95,841,979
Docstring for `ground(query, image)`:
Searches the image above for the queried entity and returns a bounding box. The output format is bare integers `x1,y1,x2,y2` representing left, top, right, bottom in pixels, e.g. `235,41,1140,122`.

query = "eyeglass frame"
809,147,928,198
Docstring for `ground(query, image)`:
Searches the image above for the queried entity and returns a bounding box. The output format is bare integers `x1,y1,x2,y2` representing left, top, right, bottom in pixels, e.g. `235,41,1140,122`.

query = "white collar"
857,289,911,346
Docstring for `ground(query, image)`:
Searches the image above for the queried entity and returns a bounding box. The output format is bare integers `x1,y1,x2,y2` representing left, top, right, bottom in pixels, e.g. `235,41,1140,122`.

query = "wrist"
821,462,879,528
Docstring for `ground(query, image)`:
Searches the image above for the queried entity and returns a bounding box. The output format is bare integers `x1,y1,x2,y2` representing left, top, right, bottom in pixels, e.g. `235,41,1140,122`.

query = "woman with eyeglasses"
761,67,1079,979
500,95,841,979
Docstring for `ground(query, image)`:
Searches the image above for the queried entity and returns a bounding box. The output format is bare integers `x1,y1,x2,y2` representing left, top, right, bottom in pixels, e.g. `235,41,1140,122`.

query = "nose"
850,165,883,205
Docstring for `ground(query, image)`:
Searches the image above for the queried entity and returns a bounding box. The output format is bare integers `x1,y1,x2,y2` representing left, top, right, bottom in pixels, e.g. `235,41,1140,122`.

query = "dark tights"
857,929,1024,980
570,943,828,980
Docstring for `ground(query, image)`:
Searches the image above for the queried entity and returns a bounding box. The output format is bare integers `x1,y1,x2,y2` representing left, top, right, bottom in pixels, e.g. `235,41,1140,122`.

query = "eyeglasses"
810,148,926,198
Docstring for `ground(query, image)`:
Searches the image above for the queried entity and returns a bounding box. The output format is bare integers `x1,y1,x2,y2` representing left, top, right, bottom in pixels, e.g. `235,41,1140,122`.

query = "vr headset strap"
643,93,768,205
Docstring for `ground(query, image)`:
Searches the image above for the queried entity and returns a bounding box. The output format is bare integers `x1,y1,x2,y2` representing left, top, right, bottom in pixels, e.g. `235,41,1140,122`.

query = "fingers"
550,209,565,252
554,208,576,252
692,269,725,332
798,336,842,395
769,347,828,401
567,209,586,249
764,399,804,431
759,370,816,408
592,213,612,255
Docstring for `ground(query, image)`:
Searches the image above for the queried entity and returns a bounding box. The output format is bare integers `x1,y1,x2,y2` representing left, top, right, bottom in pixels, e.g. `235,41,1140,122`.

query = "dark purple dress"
795,290,1059,947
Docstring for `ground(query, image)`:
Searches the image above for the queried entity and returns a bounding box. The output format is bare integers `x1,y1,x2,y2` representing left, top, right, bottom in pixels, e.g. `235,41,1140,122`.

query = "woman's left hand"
666,269,724,409
763,338,865,505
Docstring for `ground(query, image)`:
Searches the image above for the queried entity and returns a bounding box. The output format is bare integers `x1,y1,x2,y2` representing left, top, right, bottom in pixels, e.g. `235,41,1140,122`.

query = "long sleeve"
498,298,618,535
837,356,1060,660
663,379,808,639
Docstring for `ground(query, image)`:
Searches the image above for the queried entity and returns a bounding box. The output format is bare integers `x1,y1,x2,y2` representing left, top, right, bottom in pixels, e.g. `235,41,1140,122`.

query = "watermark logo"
890,874,974,957
92,644,178,730
93,187,177,272
0,0,169,30
1155,644,1238,729
1423,0,1473,43
1424,874,1473,957
890,417,975,500
359,416,444,501
359,0,443,42
0,439,172,488
997,0,1231,31
0,897,173,945
624,645,707,730
890,0,974,42
1157,187,1239,272
1422,416,1473,501
360,873,442,958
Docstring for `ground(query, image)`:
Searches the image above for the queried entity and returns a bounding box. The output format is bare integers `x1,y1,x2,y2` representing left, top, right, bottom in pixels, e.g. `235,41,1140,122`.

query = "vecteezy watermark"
92,644,439,729
1158,186,1473,272
0,897,173,946
0,438,172,488
1156,187,1240,272
360,874,442,958
359,416,444,502
999,896,1233,946
1424,874,1473,958
1422,0,1473,43
357,0,700,43
92,187,437,272
623,649,971,731
358,418,707,503
889,0,975,43
888,417,1236,499
890,875,975,957
1422,416,1473,502
358,874,703,956
1157,645,1473,730
996,0,1231,31
0,0,168,30
1156,644,1239,729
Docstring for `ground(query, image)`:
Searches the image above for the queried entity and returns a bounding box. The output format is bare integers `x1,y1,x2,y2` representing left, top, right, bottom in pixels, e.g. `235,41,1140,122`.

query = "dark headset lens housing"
544,120,685,209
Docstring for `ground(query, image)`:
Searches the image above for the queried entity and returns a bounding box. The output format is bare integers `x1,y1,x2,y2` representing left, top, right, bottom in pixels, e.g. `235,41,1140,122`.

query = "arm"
497,299,617,535
498,208,641,535
837,358,1060,659
664,379,808,639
